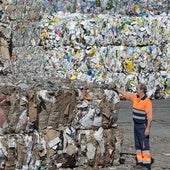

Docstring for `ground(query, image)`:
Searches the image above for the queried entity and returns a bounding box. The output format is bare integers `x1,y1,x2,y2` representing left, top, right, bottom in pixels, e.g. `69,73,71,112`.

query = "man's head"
136,83,147,96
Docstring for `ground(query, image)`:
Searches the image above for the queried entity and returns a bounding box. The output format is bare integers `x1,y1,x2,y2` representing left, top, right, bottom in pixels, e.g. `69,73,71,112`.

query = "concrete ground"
116,98,170,170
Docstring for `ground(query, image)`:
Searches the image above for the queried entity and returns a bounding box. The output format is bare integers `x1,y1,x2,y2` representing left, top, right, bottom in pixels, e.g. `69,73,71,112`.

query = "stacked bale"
0,0,170,99
0,84,123,169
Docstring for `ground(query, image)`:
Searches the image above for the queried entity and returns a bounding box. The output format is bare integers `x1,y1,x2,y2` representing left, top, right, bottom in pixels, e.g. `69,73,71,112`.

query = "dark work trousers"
134,123,151,169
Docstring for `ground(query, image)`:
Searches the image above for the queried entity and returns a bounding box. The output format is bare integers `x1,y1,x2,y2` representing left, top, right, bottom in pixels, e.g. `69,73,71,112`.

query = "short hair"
139,83,147,94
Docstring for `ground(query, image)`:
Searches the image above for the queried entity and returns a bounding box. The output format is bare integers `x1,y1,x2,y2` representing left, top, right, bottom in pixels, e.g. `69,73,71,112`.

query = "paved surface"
116,98,170,170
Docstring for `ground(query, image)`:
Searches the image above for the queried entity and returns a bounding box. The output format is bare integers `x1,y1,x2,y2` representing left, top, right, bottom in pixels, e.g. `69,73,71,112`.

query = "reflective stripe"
143,160,151,164
136,149,141,152
133,115,145,120
142,150,150,154
133,108,146,114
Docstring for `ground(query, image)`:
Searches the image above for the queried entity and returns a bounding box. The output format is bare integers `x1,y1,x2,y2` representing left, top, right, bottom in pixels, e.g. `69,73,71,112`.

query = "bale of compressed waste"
0,84,123,169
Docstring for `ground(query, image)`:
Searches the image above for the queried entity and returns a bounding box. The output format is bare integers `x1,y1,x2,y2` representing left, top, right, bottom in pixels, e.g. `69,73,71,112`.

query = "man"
110,83,153,170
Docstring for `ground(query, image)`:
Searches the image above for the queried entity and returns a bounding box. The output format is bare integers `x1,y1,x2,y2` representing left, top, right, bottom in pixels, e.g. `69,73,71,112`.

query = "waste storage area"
0,0,170,169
